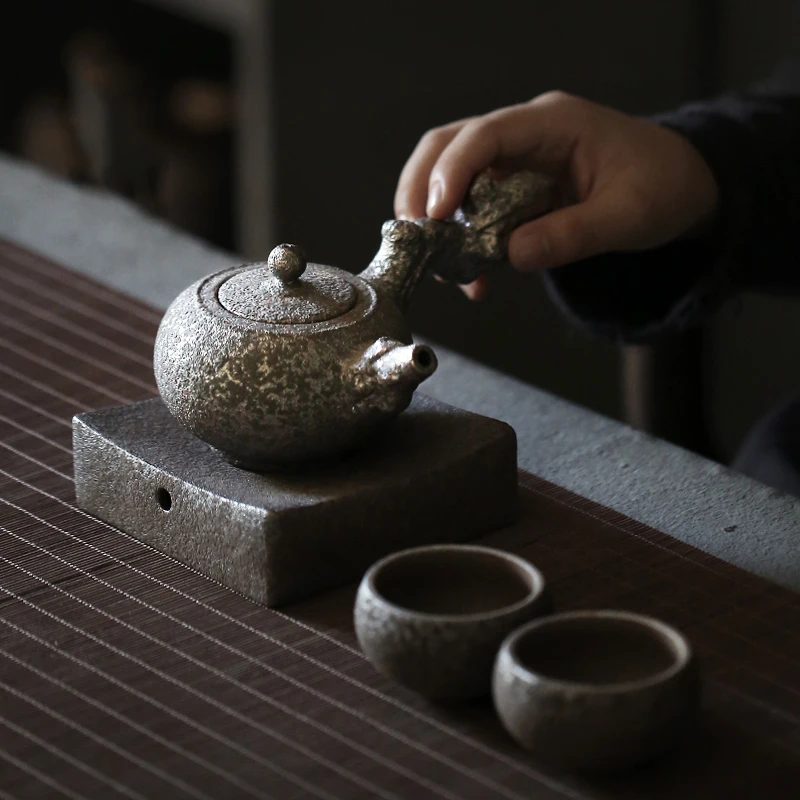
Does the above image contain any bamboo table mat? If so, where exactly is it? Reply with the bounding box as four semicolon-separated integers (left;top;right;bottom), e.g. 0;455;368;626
1;237;800;799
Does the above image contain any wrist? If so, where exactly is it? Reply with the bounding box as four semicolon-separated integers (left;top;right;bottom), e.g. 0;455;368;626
661;124;721;247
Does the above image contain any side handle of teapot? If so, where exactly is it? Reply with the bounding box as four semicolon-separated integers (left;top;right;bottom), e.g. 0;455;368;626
425;169;556;285
360;169;555;311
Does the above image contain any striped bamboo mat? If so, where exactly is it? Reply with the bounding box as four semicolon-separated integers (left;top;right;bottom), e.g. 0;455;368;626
1;237;799;799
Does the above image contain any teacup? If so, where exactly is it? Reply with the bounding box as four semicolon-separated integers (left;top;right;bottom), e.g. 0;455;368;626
354;544;550;699
492;609;699;772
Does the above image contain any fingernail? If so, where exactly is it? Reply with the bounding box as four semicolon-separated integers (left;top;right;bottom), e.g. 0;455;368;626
426;181;444;217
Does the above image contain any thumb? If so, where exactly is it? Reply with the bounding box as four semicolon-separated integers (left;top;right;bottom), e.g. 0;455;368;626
508;194;639;271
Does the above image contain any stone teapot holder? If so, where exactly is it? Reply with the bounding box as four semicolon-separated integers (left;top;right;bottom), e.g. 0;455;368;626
72;169;554;607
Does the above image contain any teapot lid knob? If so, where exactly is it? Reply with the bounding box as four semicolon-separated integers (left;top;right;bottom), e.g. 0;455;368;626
267;244;306;284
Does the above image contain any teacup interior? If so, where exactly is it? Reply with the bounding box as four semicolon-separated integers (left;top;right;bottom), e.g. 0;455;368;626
514;616;680;685
374;549;535;615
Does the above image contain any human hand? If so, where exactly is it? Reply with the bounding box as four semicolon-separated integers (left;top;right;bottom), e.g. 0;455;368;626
394;91;719;300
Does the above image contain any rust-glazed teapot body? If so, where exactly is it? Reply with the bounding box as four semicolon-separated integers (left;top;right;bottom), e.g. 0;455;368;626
154;244;436;468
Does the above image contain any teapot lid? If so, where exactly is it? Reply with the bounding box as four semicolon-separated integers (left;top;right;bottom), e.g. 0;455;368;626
217;244;358;324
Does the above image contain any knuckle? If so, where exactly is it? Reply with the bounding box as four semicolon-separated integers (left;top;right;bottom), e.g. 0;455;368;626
532;90;590;120
420;126;448;147
462;114;498;143
535;89;573;105
420;119;467;148
461;116;485;134
484;102;522;120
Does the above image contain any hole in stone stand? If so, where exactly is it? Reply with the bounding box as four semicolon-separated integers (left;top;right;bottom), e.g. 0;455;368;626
156;488;172;512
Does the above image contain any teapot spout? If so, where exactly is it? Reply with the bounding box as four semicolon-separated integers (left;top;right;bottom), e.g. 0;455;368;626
351;338;438;415
372;341;437;389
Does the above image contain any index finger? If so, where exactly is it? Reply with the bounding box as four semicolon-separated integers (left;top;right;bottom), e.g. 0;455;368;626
427;96;580;219
394;119;469;220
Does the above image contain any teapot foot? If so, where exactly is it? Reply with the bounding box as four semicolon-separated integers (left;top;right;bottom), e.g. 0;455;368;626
216;447;362;476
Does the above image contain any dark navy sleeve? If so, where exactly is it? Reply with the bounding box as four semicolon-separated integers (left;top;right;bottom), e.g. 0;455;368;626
542;60;800;345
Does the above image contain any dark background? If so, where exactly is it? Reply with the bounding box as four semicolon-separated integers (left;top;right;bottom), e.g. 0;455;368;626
2;0;797;463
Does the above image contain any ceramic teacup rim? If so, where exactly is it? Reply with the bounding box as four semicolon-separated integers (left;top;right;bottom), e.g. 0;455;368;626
363;543;547;623
498;609;693;694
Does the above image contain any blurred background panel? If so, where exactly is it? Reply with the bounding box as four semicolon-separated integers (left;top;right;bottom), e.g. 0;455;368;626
0;0;795;463
707;0;800;462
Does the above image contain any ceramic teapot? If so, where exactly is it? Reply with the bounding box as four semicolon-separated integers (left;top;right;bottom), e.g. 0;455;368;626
153;169;554;469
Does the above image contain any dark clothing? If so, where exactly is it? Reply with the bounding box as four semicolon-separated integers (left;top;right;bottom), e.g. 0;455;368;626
541;59;800;491
734;396;800;497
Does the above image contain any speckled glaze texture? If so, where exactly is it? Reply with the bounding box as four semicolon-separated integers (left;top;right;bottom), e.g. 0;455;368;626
154;169;553;467
492;611;700;773
217;263;357;324
354;545;551;700
153;255;435;467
